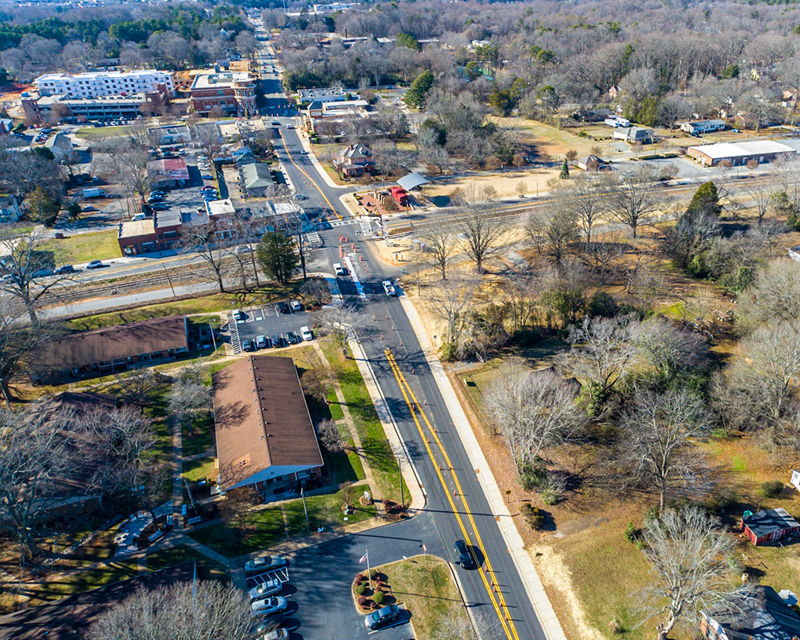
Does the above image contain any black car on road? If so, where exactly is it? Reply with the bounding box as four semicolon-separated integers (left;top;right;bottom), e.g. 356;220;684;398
454;539;474;569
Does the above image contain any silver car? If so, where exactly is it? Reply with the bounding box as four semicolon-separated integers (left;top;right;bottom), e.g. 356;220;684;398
251;596;287;617
248;578;282;600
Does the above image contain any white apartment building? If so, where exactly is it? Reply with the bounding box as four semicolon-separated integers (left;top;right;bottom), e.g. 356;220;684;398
33;71;174;99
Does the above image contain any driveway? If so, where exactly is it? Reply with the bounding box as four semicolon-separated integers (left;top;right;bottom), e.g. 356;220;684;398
277;513;447;640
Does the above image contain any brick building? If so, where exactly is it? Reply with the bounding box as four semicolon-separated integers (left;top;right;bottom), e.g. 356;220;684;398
189;71;257;117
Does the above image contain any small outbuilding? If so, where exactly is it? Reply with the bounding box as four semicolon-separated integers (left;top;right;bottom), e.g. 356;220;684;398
577;155;606;171
396;172;429;192
742;508;800;546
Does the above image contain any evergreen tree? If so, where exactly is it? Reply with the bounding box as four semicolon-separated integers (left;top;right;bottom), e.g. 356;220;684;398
404;70;434;108
559;158;570;179
687;181;722;217
257;231;298;285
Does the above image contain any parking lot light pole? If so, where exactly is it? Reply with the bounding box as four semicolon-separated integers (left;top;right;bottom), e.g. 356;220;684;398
300;485;310;533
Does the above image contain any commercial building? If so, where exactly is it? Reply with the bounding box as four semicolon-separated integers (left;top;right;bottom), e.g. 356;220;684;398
0;194;21;224
189;71;257;117
680;119;726;135
22;88;171;122
687;139;799;167
118;209;183;256
148;124;191;146
147;157;190;190
33;70;174;99
32;316;189;381
297;87;346;103
212;355;324;498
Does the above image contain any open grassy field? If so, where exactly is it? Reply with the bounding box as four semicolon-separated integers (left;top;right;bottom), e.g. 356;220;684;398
66;282;301;331
39;230;120;265
75;125;132;140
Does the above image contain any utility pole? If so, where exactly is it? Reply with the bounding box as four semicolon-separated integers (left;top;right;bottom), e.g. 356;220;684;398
301;485;310;533
163;264;176;297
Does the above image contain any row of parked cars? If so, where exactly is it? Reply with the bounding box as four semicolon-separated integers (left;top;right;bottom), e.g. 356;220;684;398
245;555;291;640
242;326;312;352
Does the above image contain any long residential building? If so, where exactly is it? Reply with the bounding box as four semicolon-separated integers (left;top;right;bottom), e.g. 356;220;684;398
33;70;174;99
22;88;171;122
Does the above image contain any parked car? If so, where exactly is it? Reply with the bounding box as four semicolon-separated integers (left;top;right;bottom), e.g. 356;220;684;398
300;326;313;341
248;578;282;600
285;331;299;344
150;190;165;197
147;195;163;203
235;245;254;254
333;263;346;276
202;174;214;180
262;629;289;640
256;335;269;349
250;596;287;617
233;309;244;321
275;301;290;314
364;605;400;629
200;186;216;192
250;616;285;638
245;555;287;575
54;264;74;274
454;539;474;569
382;280;396;296
289;300;302;312
285;124;294;129
81;205;96;212
85;260;103;269
132;213;147;221
152;203;170;211
271;334;284;348
293;193;309;201
242;339;254;352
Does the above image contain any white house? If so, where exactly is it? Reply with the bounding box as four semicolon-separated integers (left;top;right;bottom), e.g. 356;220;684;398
0;194;21;224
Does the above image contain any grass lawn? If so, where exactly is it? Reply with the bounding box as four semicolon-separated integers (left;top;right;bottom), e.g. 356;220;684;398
321;339;406;504
75;125;132;140
369;556;474;640
146;545;228;580
188;485;377;558
183;411;214;458
39;230;120;265
66;282;300;331
26;560;140;606
183;457;216;482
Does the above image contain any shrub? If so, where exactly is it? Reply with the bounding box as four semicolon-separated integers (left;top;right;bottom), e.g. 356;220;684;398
761;480;784;499
643;505;659;527
518;458;548;492
354;573;364;585
357;595;367;606
539;486;562;506
369;601;379;610
624;521;636;543
520;503;544;529
373;590;385;605
355;583;366;595
588;291;619;318
369;569;378;579
608;618;623;634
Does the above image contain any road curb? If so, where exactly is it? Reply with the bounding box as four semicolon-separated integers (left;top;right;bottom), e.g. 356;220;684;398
348;334;427;512
397;295;568;640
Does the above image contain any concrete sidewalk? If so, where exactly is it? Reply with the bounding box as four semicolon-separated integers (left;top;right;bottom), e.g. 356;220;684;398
398;295;568;640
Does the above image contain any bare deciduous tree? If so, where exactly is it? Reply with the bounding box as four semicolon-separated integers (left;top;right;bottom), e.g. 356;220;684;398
641;506;741;640
608;166;661;239
179;223;231;294
316;304;369;357
566;174;610;248
456;185;505;273
420;227;455;280
0;227;76;326
566;314;639;397
634;317;706;382
115;369;160;406
317;419;351;453
738;259;800;327
620;390;711;512
86;580;254;640
725;321;800;427
426;276;478;347
485;360;582;475
500;272;539;334
526;203;579;266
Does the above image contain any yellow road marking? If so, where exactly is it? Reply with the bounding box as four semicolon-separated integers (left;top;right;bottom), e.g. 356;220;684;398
385;349;518;640
278;129;342;220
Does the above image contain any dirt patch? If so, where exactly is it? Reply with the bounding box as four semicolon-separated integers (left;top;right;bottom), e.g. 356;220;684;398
529;543;606;640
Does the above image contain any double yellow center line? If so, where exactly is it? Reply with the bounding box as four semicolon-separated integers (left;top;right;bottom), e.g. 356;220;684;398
385;348;519;640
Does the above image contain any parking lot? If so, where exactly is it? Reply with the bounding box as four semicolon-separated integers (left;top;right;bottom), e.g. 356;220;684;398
228;304;316;354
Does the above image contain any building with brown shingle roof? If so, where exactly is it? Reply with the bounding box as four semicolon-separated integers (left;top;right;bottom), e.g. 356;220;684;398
212;355;323;499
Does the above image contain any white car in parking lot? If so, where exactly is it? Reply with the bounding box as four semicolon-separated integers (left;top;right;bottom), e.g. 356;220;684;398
251;596;287;617
248;578;282;600
300;326;313;341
